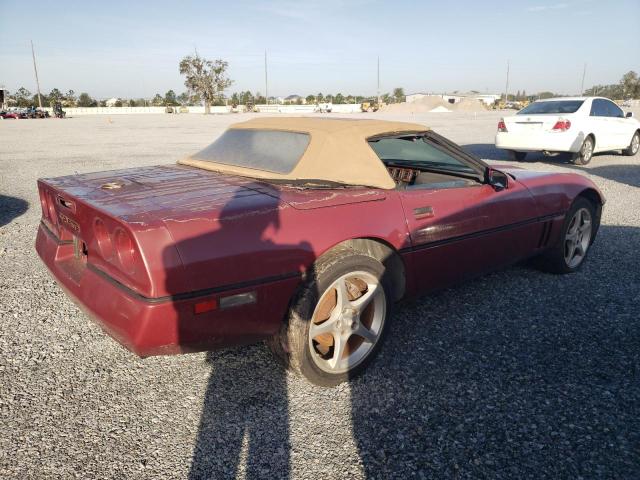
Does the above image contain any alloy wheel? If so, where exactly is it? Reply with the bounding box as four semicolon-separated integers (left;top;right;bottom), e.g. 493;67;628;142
308;271;386;374
564;207;592;268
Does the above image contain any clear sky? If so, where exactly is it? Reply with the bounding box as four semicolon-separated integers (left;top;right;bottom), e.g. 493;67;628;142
1;0;638;99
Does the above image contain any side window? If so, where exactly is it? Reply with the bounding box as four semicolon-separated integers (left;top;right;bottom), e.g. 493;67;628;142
590;99;607;117
605;100;624;118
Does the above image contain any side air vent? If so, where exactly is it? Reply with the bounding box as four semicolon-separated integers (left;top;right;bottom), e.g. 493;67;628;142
537;221;553;248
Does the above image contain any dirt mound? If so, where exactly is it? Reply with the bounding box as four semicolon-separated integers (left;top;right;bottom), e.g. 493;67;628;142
449;97;487;112
380;95;451;113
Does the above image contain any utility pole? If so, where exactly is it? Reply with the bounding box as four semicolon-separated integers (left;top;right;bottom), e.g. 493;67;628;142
31;40;43;108
504;59;510;104
580;63;587;95
264;50;268;105
377;56;380;106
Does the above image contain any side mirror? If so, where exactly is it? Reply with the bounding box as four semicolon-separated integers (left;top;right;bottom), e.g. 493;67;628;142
626;111;634;118
487;168;509;191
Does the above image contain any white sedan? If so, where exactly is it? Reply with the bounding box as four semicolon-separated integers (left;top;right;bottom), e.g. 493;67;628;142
495;97;640;165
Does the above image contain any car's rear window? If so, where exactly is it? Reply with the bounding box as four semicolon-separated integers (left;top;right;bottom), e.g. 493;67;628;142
192;129;310;174
517;100;584;115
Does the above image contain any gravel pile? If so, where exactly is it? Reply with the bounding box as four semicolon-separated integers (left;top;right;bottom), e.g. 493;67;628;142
1;113;638;479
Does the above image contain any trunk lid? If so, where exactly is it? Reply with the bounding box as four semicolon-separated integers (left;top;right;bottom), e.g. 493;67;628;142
503;113;573;133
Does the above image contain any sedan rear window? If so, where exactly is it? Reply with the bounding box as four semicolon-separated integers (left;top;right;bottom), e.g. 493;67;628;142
517;100;584;115
192;129;310;174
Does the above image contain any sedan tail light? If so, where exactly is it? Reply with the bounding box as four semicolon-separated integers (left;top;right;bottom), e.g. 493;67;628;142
497;120;507;132
552;119;571;132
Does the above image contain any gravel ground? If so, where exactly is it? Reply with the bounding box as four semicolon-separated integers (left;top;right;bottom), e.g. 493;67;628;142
1;112;639;479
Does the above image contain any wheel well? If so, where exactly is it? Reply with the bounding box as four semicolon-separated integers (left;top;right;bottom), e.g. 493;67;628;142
586;133;596;148
324;238;406;302
577;188;603;234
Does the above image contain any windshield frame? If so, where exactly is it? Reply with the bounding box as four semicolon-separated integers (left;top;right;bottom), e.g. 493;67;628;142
367;131;487;184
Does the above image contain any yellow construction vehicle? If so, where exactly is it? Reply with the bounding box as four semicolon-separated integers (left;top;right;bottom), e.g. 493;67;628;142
361;99;379;112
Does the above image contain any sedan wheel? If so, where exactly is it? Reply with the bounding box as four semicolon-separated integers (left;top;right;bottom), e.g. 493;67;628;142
572;136;594;165
308;271;386;374
564;207;592;269
623;131;640;156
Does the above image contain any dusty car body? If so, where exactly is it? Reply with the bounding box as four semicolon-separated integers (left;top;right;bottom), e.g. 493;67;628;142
36;117;605;385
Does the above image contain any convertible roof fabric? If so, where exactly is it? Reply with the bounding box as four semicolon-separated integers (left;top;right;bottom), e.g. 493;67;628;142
179;117;429;189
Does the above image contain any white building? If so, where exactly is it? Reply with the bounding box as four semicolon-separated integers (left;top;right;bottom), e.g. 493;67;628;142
407;92;501;106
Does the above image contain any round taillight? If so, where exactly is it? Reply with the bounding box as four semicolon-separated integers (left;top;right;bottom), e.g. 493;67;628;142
94;218;113;259
114;228;137;273
47;192;57;224
39;190;49;220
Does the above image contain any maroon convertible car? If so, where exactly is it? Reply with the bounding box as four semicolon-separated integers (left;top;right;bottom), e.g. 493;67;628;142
36;118;604;386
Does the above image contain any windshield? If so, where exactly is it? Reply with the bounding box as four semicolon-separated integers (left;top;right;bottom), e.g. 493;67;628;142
518;100;584;115
368;135;477;174
192;129;310;174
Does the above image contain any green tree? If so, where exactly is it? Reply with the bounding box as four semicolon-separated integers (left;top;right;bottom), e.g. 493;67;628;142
255;92;266;104
240;91;254;105
15;87;32;107
306;94;316;104
77;92;94;107
128;99;136;107
178;92;191;106
151;94;164;106
316;92;324;103
621;71;639;98
164;89;177;106
393;87;405;103
381;93;391;104
334;93;345;104
65;90;76;107
179;53;233;114
48;88;63;106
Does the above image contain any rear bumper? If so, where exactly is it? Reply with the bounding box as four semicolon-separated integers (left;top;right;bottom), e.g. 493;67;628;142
495;131;584;153
36;222;299;356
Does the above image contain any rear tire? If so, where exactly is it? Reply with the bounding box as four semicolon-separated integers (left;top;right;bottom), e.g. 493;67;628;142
508;150;527;161
623;131;639;156
533;197;596;274
267;247;392;387
572;136;594;165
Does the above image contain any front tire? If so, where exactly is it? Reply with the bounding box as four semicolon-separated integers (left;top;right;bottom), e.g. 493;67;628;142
623;131;639;156
268;248;392;387
572;136;594;165
533;197;596;274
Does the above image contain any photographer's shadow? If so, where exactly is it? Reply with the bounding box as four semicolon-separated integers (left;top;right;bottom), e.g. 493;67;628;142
162;182;312;479
189;346;289;479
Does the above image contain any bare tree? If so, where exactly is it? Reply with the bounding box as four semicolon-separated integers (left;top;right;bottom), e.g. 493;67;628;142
179;53;233;114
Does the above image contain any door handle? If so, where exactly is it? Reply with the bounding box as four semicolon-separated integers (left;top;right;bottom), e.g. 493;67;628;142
413;206;434;219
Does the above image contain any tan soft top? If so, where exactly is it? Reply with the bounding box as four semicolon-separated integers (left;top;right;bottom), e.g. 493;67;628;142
178;117;429;189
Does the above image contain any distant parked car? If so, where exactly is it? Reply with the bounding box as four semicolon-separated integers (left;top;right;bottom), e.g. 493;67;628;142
1;110;20;119
495;97;640;165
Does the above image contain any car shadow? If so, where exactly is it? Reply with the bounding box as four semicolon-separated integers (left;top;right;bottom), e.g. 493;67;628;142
462;143;640;187
565;164;640;188
350;224;640;478
462;143;616;165
0;194;29;227
162;181;313;479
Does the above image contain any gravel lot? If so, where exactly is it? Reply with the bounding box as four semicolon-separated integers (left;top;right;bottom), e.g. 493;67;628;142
1;111;639;479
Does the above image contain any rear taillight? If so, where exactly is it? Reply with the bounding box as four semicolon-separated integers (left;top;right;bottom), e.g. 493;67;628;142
552;119;571;132
497;120;507;132
93;218;113;260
